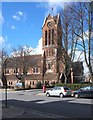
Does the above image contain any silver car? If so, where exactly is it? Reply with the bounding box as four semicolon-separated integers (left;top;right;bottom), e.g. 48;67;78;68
46;86;72;98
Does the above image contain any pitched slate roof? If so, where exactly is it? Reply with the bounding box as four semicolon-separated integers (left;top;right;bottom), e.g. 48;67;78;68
6;74;42;80
5;54;42;68
6;75;19;80
26;74;42;80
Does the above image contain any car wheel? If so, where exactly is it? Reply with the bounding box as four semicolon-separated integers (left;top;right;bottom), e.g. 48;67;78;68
75;93;79;98
60;93;64;98
46;93;50;97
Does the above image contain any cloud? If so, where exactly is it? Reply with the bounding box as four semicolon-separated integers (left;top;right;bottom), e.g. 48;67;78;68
0;36;11;51
33;38;42;54
12;11;24;21
17;11;24;16
39;1;71;17
13;15;21;21
11;25;16;30
12;38;42;56
0;36;5;46
27;38;42;55
0;11;4;25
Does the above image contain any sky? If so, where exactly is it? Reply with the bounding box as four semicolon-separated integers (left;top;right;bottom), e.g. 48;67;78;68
1;2;48;53
0;1;92;75
1;1;66;54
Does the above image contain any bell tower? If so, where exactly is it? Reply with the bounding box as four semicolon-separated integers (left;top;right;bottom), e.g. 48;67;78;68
42;13;63;75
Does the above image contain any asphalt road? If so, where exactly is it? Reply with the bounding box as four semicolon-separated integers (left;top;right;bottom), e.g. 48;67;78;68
1;89;93;119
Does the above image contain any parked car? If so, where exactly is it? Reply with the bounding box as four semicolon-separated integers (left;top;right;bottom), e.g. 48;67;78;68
46;86;72;98
80;81;92;84
74;86;93;98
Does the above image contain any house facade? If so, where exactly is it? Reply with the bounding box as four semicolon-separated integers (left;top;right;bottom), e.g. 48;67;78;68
3;14;84;88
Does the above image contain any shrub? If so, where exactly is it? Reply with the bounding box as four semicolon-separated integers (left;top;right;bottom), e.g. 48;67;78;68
36;81;42;88
55;83;93;91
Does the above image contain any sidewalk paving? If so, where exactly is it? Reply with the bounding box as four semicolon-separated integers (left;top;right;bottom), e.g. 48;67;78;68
0;89;44;119
1;105;69;119
0;88;66;119
2;105;25;118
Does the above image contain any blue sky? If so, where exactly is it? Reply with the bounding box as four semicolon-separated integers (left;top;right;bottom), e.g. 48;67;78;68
2;2;48;51
1;1;64;54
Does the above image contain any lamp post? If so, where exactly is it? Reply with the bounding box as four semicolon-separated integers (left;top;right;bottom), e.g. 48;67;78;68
1;50;8;108
4;59;8;108
5;77;7;107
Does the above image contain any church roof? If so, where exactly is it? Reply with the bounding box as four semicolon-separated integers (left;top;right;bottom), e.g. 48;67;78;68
5;54;42;68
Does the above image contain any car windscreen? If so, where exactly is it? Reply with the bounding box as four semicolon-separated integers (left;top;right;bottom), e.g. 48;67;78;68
64;87;69;90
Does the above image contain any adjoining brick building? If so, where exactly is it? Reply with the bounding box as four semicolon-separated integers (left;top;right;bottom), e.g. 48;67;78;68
3;14;84;88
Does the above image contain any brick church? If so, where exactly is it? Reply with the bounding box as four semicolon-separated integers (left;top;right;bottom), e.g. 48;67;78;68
3;14;84;88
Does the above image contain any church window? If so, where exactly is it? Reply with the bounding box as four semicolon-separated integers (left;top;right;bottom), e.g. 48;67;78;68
9;82;10;85
33;81;34;85
45;30;47;46
48;63;51;69
49;30;51;45
36;68;38;73
52;29;54;45
14;69;16;73
33;68;35;73
33;68;38;73
11;82;12;85
15;68;18;73
5;69;9;74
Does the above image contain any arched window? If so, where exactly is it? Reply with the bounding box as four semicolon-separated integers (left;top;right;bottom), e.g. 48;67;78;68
49;30;51;45
5;69;9;74
33;68;35;73
52;29;54;45
9;82;10;85
33;81;34;85
48;63;51;69
45;30;47;46
11;82;12;85
36;68;38;73
14;69;16;73
33;68;38;73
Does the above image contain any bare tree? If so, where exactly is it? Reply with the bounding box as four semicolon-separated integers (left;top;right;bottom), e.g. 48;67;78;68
0;49;8;86
11;46;33;89
60;3;83;83
59;2;93;83
0;48;8;107
68;2;93;82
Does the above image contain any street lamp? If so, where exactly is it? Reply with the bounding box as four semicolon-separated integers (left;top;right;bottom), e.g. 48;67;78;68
5;77;7;108
4;59;8;108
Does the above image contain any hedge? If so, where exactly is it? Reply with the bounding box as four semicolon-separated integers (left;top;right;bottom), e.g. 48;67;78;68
55;83;93;91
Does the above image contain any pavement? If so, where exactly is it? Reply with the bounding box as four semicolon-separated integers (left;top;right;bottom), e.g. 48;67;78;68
0;88;48;119
0;88;74;119
1;105;70;119
2;105;25;118
0;89;86;120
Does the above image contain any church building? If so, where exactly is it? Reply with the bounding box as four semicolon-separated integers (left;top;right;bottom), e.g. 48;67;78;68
3;14;83;88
